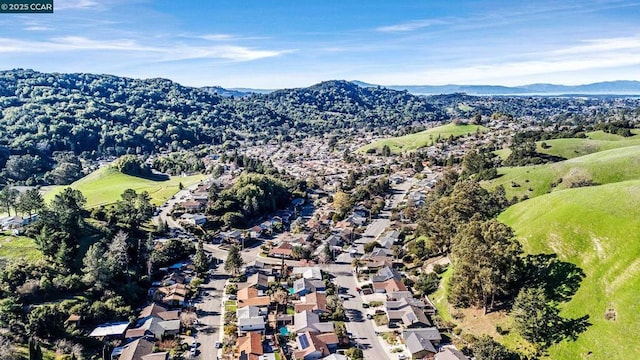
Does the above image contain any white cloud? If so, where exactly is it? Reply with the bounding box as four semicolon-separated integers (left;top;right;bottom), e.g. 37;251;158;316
552;36;640;55
199;34;236;41
0;36;292;62
55;0;100;10
376;19;446;33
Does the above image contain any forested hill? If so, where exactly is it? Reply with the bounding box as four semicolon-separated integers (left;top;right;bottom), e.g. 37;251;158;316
0;69;448;183
256;80;445;130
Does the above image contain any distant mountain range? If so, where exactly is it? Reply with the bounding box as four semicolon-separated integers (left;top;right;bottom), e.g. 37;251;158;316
208;80;640;96
352;80;640;96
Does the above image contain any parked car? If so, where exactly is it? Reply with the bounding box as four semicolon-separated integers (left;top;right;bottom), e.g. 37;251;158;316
366;314;373;320
214;341;222;349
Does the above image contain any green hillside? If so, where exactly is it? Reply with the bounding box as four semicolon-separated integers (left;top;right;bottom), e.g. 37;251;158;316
45;167;207;208
499;180;640;359
358;123;486;153
536;130;640;159
486;145;640;199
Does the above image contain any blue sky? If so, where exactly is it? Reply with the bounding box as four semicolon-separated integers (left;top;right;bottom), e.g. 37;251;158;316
1;0;639;88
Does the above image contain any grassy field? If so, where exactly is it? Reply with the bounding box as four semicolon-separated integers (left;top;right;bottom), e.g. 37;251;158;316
485;145;640;199
0;232;43;261
45;167;208;208
358;123;486;153
499;180;640;359
536;130;640;159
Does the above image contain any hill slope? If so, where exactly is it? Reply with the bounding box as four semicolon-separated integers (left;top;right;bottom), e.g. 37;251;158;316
486;145;640;199
536;130;640;159
499;180;640;359
358;123;486;153
44;167;206;208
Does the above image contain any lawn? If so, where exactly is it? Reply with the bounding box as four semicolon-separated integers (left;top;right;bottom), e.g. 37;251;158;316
485;145;640;199
499;180;640;359
0;233;43;262
536;130;640;159
44;166;208;208
224;300;238;313
358;123;487;154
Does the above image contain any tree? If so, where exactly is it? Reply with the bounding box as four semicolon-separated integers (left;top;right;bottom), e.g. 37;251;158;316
0;297;22;328
17;188;44;218
110;189;154;232
473;335;520;360
344;347;363;360
107;231;130;277
418;180;503;253
224;245;244;276
511;287;562;346
332;191;352;217
28;337;43;360
0;186;19;216
82;242;112;291
381;144;391;157
449;220;522;312
193;239;209;275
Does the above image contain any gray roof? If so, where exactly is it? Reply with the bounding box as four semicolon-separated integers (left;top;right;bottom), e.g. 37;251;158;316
434;347;469;360
405;332;437;355
237;306;261;319
294;310;333;333
402;328;442;342
238;317;266;327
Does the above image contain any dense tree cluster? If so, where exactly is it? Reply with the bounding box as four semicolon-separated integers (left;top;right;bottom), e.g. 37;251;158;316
208;173;290;226
448;220;522;312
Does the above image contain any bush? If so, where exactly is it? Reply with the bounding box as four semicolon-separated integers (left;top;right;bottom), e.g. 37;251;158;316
453;327;462;335
433;263;448;274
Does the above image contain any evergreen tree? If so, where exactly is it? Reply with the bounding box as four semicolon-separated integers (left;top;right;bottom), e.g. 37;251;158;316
193;239;210;275
224;245;244;276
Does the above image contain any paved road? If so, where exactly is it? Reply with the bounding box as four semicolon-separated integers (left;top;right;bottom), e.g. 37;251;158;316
322;263;391;360
194;265;228;360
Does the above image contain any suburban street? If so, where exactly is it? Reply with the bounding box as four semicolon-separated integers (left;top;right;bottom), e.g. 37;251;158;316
193;265;228;360
322;262;391;360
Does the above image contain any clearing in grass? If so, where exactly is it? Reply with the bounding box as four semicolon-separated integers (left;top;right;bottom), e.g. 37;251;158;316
358;123;486;154
485;145;640;200
44;166;207;208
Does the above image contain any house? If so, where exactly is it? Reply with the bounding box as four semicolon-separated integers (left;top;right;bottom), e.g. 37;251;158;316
434;346;469;360
246;260;271;275
237;306;266;335
237;287;272;308
250;225;263;238
294;311;334;334
294;292;328;314
222;230;243;242
293;278;325;296
293;331;339;360
246;273;270;291
89;322;129;339
154;283;188;306
405;332;437;359
371;266;402;283
180;213;207;226
386;299;431;328
111;338;165;360
291;267;323;280
387;292;427;309
237;331;264;360
125;317;180;340
373;278;407;294
181;200;205;212
269;242;294;259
